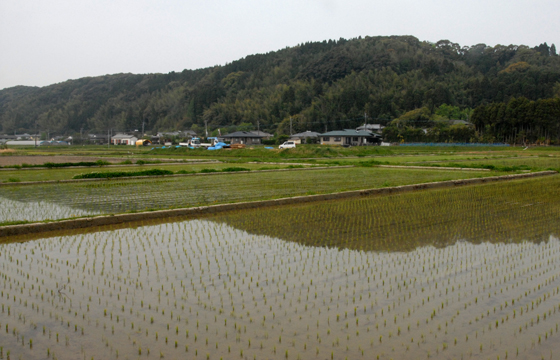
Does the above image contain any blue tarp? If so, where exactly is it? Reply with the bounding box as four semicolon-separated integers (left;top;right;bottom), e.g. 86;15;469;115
208;142;228;150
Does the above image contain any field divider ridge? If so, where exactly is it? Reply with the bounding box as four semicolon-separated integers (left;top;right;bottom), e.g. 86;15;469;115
376;165;491;171
0;170;555;238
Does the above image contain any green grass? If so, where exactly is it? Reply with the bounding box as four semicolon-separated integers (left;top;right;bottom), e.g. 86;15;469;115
0;167;499;222
431;156;560;172
311;153;560;172
313;154;512;165
0;163;310;182
8;143;560;166
13;143;555;157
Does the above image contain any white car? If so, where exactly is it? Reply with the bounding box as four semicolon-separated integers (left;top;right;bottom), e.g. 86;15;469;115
279;141;296;149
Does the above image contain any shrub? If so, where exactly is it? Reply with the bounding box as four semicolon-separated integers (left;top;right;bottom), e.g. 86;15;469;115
221;167;250;172
73;169;173;179
276;135;290;145
42;161;110;168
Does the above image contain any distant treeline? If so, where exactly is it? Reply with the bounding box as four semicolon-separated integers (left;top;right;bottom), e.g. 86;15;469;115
471;97;560;144
0;36;559;139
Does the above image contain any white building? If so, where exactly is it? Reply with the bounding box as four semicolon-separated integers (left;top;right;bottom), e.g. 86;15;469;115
111;133;138;145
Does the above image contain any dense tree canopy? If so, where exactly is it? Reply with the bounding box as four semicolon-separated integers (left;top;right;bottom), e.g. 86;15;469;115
471;97;560;144
1;36;559;139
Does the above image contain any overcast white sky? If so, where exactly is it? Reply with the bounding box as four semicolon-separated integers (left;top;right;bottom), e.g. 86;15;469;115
1;0;558;90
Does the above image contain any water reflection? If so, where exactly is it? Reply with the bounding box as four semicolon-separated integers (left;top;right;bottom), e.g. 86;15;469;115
213;176;560;251
1;219;559;360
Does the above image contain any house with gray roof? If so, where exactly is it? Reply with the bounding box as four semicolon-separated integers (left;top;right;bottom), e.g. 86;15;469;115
250;130;273;140
356;124;385;133
221;131;266;145
319;129;382;146
290;131;321;144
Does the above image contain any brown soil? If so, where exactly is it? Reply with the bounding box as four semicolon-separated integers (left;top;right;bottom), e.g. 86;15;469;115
0;156;122;166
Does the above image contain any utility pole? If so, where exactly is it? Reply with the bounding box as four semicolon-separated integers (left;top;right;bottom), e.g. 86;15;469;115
257;120;260;133
142;119;145;137
290;117;292;135
34;122;38;148
204;120;208;138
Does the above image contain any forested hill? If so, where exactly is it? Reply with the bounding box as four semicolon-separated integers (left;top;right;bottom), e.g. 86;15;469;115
1;36;559;136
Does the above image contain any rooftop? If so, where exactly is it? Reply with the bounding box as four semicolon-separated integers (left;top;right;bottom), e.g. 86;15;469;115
291;131;321;138
319;129;378;137
111;133;137;139
222;131;266;138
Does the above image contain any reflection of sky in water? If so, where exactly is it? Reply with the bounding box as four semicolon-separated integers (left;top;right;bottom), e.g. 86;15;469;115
0;196;99;222
1;219;559;360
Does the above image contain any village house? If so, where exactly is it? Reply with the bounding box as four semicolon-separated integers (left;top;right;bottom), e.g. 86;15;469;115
319;129;382;146
356;124;385;133
250;130;273;140
221;131;266;145
289;130;321;144
111;133;138;145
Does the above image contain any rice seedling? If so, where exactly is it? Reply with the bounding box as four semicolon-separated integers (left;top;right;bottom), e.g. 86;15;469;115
0;198;99;223
0;176;559;359
0;167;497;222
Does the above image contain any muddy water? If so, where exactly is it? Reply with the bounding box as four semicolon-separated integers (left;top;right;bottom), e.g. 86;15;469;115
0;197;100;223
1;219;560;360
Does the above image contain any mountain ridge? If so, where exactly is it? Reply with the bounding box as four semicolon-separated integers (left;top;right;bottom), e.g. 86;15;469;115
1;36;559;136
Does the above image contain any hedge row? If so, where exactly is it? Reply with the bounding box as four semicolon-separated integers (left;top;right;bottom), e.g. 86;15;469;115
73;169;173;179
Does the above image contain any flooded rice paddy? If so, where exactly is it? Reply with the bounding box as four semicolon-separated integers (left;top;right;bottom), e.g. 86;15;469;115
1;176;560;359
0;167;494;223
0;198;99;224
